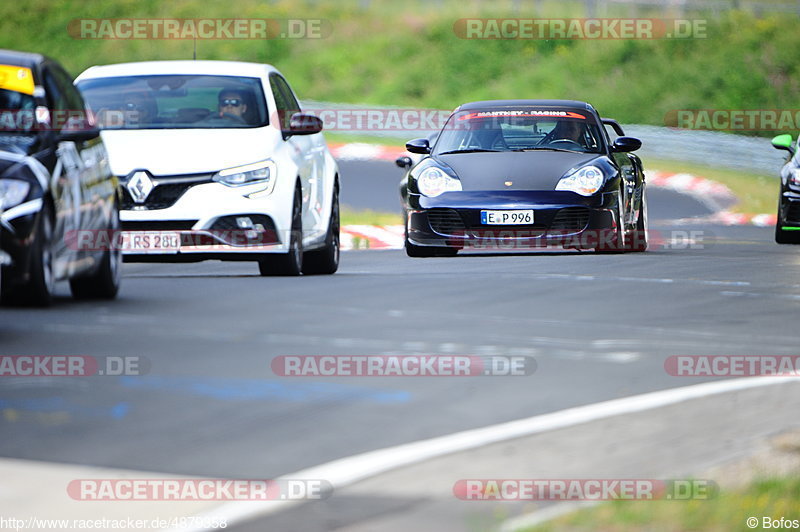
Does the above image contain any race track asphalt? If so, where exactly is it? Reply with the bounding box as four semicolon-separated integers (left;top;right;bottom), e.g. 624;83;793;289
0;160;796;530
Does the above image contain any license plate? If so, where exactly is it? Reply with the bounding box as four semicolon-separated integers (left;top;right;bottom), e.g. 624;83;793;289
480;210;534;225
121;231;180;254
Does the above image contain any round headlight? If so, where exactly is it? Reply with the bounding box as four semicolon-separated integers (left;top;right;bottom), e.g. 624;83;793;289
555;165;605;196
417;166;462;197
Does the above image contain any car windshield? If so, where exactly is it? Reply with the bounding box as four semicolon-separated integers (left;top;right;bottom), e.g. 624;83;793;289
0;64;37;134
434;108;604;155
76;74;269;129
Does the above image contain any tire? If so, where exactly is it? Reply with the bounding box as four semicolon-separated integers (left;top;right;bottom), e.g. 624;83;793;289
2;206;55;306
595;188;627;253
302;185;339;275
70;207;122;299
258;185;303;276
628;186;649;252
775;199;800;244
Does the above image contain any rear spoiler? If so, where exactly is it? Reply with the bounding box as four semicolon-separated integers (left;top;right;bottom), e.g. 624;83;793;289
602;118;625;137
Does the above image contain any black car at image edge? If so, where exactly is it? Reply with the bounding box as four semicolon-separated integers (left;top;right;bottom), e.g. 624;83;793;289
0;49;120;305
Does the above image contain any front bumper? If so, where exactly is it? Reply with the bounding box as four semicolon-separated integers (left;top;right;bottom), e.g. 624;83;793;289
407;190;618;250
779;190;800;228
0;199;43;285
119;178;293;261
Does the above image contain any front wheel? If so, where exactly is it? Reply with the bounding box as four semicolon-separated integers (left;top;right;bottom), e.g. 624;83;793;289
259;186;303;276
628;186;649;252
2;206;55;306
302;186;339;275
70;208;122;299
595;189;627;253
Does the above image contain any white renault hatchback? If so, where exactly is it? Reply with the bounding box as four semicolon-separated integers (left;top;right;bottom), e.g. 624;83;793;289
75;60;339;275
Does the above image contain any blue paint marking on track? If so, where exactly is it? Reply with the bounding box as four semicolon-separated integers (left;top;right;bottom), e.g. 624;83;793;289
0;397;130;419
118;376;410;403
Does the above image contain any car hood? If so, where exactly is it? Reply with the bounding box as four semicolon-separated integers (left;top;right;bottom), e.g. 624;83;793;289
435;151;602;190
100;127;280;176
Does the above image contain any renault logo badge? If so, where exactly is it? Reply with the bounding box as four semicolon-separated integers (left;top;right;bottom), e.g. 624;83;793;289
127;171;154;203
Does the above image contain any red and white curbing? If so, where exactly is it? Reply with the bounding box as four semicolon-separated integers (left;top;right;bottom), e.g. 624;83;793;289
329;142;408;162
332;143;776;250
648;171;736;203
341;224;405;250
648;170;776;227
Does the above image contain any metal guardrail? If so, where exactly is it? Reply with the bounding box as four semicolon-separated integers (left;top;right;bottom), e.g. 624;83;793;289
624;124;786;175
303;100;788;175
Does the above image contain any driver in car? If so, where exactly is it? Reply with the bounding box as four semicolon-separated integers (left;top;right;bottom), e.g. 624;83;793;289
218;89;248;122
551;120;586;146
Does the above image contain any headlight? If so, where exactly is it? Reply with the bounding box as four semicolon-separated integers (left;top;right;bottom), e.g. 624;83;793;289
213;160;276;195
417;166;462;197
789;168;800;188
555;165;604;196
0;179;30;210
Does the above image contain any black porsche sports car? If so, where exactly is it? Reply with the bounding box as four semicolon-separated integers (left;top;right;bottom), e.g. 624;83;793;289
0;50;120;305
399;99;648;256
771;133;800;244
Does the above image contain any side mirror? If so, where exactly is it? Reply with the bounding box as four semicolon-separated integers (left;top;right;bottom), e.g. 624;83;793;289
395;156;413;169
58;127;101;142
286;113;323;135
405;138;430;154
611;136;642;153
772;134;795;154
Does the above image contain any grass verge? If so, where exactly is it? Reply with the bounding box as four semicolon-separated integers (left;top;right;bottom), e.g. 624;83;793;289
324;132;408;146
341;207;402;226
523;475;800;532
647;157;778;215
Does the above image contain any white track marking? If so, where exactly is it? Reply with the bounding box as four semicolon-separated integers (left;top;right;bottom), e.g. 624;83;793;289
169;376;800;532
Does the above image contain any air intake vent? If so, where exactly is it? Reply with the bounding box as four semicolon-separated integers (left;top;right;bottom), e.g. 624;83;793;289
428;209;466;235
550;208;590;234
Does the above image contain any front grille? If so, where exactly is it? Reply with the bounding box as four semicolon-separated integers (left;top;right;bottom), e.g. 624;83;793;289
119;173;213;210
428;209;466;235
121;220;197;231
549;207;590;234
786;202;800;223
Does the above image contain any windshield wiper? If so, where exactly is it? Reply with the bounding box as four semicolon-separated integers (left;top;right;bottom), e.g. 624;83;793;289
437;148;502;155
